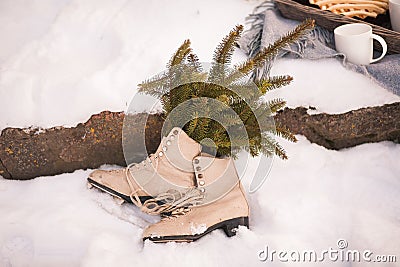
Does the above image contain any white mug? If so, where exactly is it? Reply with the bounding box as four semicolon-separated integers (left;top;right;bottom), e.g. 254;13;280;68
390;0;400;32
334;23;387;65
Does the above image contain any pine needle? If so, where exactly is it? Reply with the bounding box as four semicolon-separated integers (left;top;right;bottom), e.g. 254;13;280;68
275;124;298;143
167;39;192;69
258;75;293;94
267;98;287;113
235;19;315;76
213;25;243;65
187;53;202;72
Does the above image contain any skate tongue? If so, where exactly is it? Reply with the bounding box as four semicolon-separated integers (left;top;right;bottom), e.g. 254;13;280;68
163;127;201;172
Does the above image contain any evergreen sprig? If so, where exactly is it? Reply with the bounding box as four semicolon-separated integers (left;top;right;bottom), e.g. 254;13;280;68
213;25;243;65
168;39;192;68
258;75;293;93
138;20;315;159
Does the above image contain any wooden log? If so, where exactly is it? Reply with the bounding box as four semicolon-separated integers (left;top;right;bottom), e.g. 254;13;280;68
275;102;400;149
1;102;399;180
0;112;164;180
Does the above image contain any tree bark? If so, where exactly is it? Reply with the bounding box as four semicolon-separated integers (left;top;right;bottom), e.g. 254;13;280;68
274;102;400;149
1;102;399;180
0;112;164;180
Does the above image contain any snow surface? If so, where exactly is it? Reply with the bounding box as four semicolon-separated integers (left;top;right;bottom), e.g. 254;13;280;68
1;139;399;266
190;223;208;235
0;0;263;131
1;0;399;131
268;59;400;114
1;0;400;266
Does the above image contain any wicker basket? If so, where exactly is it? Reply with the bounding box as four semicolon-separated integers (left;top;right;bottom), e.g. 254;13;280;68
275;0;400;54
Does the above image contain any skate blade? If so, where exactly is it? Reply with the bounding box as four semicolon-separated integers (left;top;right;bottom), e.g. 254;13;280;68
88;181;125;203
144;217;249;243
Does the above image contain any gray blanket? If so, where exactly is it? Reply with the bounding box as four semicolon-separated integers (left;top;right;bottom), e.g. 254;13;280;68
239;1;400;95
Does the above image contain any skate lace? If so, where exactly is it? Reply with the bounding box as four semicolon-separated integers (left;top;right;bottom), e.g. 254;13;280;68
140;188;204;216
124;155;204;216
123;153;156;208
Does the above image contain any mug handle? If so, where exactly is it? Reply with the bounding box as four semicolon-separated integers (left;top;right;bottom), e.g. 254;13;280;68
370;34;387;63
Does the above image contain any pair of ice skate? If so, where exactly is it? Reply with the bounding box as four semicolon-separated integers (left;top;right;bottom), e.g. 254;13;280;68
87;127;249;242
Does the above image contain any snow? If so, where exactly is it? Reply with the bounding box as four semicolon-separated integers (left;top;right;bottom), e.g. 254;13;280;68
0;0;263;131
1;0;399;266
1;139;399;266
190;223;208;235
1;0;399;132
268;59;400;114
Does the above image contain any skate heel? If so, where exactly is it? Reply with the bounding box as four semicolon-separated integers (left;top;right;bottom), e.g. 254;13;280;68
222;217;249;237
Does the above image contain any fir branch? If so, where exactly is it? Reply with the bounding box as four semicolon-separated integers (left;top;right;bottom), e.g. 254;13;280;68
259;134;276;158
167;39;192;69
187;53;202;72
267;98;286;113
275;124;298;143
213;25;243;65
234;19;315;77
138;21;309;159
260;134;287;159
208;25;243;83
258;75;293;94
274;142;288;160
138;72;170;97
